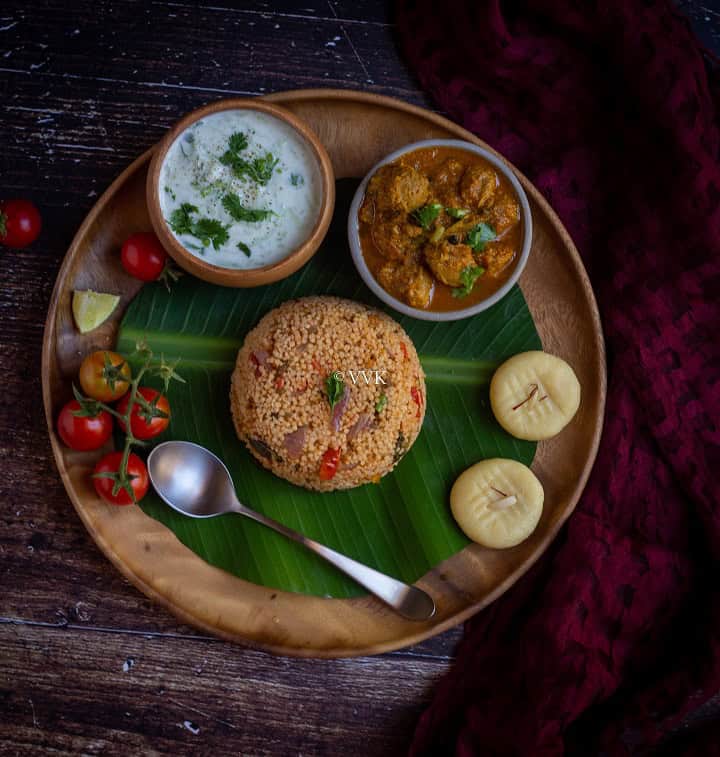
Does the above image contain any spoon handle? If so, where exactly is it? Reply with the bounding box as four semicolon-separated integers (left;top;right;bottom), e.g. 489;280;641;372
233;503;435;621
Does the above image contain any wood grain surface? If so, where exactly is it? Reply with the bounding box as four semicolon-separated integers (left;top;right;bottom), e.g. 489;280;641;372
2;1;718;753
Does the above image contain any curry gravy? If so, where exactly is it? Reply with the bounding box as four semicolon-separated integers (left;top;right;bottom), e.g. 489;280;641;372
358;146;522;312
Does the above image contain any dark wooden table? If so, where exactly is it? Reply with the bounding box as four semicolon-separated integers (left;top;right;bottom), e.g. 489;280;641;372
1;2;718;754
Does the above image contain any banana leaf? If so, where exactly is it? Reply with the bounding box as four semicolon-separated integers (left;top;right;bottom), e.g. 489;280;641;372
117;180;541;598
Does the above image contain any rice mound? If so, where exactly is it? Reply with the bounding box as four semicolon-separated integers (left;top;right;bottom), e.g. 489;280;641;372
230;296;426;491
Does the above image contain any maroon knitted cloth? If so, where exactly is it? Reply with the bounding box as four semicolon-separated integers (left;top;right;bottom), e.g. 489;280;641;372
396;1;720;754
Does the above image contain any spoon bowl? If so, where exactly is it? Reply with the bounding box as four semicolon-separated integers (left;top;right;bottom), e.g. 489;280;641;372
147;441;436;622
149;440;237;518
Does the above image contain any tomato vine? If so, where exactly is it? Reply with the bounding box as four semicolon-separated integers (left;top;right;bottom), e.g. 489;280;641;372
73;340;185;502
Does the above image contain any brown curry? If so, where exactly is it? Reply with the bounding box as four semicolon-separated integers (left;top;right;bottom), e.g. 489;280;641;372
358;147;522;311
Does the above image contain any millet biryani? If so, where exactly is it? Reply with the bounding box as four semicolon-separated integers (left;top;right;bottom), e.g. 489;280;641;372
230;296;426;491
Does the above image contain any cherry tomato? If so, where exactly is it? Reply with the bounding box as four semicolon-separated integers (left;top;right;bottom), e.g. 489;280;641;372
319;447;341;481
121;232;168;281
117;387;171;440
93;451;149;505
79;350;132;402
0;199;42;248
57;400;113;451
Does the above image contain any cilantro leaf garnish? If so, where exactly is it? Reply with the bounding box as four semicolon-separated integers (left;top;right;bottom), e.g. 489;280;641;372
219;150;243;172
451;265;485;298
222;193;274;222
192;218;230;250
248;152;280;184
168;203;199;235
219;131;278;185
219;132;249;170
410;203;443;230
168;203;228;250
466;222;496;251
445;207;470;219
237;241;251;257
290;173;304;186
325;372;345;411
220;150;279;185
228;131;249;153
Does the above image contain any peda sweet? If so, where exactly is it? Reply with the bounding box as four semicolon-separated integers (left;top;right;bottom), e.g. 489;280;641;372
450;458;544;549
489;351;580;441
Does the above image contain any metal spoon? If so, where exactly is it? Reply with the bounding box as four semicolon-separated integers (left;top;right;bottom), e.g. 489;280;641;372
147;441;436;621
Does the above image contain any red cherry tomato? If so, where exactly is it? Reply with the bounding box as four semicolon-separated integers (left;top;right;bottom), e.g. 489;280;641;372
93;451;149;505
0;199;42;248
319;447;341;481
117;387;171;440
120;232;168;281
57;400;113;451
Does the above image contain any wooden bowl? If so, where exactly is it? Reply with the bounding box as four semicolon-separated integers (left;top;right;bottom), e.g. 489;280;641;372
146;99;335;287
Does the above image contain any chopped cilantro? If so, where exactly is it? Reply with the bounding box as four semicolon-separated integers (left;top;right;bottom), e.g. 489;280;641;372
222;193;274;222
445;207;470;219
466;222;496;251
375;393;388;414
290;173;304;186
192;218;230;250
451;265;486;298
220;149;279;185
219;132;249;171
167;203;229;250
228;131;249;153
410;203;442;230
164;185;177;201
325;372;345;411
168;203;199;235
237;241;251;257
249;152;280;184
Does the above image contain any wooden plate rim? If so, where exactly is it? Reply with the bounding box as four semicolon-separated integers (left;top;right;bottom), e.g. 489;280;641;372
42;88;606;658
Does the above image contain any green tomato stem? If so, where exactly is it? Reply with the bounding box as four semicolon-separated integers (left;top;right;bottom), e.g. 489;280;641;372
80;344;183;504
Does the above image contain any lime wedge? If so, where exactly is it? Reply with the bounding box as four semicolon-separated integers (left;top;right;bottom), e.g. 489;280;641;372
72;290;120;334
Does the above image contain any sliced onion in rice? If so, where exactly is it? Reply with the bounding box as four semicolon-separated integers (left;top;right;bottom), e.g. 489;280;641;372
348;413;373;441
251;349;269;366
283;426;307;458
331;386;350;431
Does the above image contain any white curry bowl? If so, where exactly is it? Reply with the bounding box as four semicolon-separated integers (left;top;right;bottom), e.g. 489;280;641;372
347;139;533;322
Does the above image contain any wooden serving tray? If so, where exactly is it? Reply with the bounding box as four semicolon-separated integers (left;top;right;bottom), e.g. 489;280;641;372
42;90;606;658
